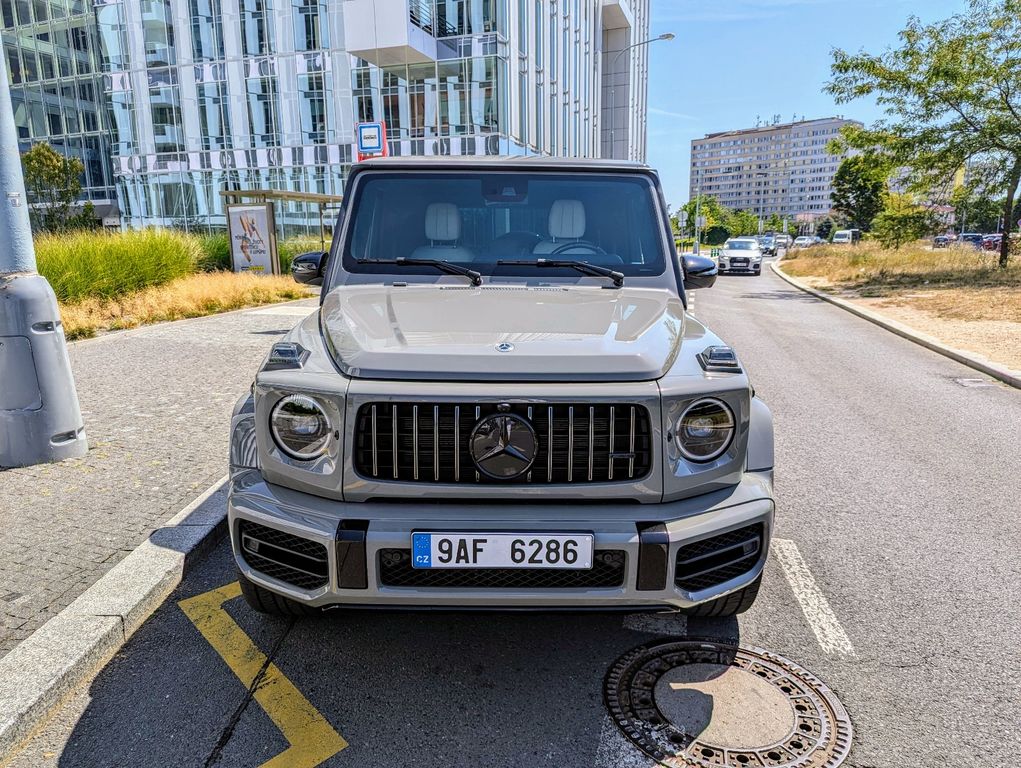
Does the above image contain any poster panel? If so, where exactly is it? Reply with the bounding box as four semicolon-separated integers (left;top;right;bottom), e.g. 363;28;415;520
228;204;278;275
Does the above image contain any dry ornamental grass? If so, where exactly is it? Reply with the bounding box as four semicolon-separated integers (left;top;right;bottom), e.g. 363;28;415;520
61;272;311;340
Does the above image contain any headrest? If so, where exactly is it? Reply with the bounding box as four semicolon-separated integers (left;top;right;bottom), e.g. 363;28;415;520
548;199;586;239
424;203;461;241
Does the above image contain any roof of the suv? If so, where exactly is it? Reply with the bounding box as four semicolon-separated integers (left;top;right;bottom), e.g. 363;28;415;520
353;155;653;173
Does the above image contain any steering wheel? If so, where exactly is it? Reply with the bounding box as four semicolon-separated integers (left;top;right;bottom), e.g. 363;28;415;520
550;241;607;256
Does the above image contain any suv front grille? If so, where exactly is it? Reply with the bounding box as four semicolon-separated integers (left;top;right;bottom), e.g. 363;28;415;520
239;520;329;590
354;402;652;484
378;549;627;588
674;524;762;592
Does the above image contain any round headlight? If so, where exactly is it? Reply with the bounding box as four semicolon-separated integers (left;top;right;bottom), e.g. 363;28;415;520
270;395;332;460
676;398;735;462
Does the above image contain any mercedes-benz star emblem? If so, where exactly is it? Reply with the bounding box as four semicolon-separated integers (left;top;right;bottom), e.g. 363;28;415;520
496;342;514;352
469;413;537;480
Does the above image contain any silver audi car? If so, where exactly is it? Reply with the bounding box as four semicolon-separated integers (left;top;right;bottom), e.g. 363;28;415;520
228;157;775;618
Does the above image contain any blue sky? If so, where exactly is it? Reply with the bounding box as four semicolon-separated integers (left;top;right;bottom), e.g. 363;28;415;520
645;0;966;208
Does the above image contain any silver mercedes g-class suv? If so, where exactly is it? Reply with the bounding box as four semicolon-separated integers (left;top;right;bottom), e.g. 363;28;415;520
228;157;774;618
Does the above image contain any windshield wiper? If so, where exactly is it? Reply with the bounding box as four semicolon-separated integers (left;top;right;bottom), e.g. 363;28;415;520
496;258;624;287
357;257;482;286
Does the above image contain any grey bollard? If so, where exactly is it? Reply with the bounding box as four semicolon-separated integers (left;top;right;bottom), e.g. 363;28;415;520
0;273;88;467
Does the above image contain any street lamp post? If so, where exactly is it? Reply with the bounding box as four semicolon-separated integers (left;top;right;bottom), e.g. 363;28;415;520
608;32;674;160
0;61;87;468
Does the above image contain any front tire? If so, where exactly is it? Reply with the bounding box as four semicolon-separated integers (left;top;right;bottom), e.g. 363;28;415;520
238;569;318;617
683;574;761;617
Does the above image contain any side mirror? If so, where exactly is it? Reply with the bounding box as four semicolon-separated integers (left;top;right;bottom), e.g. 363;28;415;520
291;251;328;286
682;253;717;290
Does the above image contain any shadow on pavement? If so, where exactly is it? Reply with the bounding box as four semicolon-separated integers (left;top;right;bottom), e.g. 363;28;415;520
47;542;741;768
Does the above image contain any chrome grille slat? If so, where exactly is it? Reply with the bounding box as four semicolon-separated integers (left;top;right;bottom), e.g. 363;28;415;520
433;405;440;481
412;404;419;481
354;402;652;485
608;406;615;481
588;406;594;482
371;404;378;477
628;406;636;479
567;407;575;482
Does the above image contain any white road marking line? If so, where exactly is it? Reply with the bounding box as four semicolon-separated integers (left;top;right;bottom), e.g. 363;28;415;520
771;538;856;658
623;612;688;636
247;305;318;317
595;714;656;768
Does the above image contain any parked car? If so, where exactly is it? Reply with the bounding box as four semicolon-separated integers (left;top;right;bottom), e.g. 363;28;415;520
227;157;775;619
981;234;1002;251
960;232;983;249
831;229;861;245
719;237;764;275
933;235;951;249
792;236;815;249
757;235;777;256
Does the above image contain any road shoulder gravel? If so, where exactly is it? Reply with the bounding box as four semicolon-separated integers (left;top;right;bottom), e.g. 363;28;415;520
771;260;1021;389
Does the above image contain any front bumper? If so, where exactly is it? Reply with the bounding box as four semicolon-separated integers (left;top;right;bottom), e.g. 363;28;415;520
719;261;761;273
228;469;774;610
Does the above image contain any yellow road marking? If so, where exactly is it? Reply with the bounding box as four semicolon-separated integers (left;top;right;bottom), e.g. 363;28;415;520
179;582;348;768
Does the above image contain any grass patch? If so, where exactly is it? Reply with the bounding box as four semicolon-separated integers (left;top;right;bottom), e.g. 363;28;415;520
61;272;312;340
782;242;1020;293
279;235;331;274
196;232;231;272
37;229;199;303
782;242;1021;323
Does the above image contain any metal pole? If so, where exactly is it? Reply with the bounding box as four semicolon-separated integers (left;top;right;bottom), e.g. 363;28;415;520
693;171;702;255
0;61;87;468
606;33;674;160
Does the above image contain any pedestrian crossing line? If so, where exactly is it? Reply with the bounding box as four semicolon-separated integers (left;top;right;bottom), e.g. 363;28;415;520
179;582;348;768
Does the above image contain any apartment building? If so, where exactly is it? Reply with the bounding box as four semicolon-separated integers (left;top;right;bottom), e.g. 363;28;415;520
689;116;863;223
2;0;650;231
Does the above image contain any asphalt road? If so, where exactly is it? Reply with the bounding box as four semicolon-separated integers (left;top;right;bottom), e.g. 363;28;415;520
7;261;1020;768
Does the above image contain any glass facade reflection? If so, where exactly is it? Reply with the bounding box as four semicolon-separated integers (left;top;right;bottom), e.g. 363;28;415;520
1;0;116;211
2;0;650;231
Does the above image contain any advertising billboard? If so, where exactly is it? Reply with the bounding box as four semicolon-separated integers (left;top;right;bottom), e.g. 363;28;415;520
228;204;278;275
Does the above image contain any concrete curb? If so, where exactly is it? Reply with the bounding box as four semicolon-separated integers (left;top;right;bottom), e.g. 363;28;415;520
771;261;1021;390
0;476;229;763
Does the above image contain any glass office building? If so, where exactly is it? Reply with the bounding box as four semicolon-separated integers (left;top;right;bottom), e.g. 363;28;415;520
3;0;650;231
1;0;118;219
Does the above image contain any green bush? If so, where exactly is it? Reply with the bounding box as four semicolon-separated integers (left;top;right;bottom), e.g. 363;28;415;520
36;229;199;303
196;232;231;272
278;235;330;274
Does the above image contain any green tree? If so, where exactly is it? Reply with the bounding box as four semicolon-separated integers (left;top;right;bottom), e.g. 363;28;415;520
727;209;759;237
872;193;938;248
830;155;887;231
950;184;1002;232
680;194;730;238
815;217;836;241
21;142;94;233
827;0;1021;267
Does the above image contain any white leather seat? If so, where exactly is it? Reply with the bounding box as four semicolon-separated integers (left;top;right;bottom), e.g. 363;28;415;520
409;203;476;263
533;199;586;254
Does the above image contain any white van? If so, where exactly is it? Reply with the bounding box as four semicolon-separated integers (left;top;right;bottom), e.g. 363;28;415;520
831;230;853;244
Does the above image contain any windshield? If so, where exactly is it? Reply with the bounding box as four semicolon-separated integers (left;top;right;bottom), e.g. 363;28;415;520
726;241;757;250
337;171;668;284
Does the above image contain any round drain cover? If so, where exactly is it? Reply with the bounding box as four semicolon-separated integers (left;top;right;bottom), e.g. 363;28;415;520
604;639;852;767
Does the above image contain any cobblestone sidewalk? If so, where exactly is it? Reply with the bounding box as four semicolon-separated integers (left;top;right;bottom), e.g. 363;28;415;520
0;300;318;657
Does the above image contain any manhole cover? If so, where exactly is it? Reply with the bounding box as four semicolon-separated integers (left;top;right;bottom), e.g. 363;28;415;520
604;639;852;767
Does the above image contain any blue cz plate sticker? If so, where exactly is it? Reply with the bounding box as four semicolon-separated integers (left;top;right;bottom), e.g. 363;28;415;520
411;532;593;570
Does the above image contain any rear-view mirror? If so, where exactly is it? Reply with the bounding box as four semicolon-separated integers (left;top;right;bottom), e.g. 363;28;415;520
291;251;328;286
682;253;718;290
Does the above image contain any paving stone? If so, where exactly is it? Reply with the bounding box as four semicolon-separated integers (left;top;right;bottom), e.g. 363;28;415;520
0;300;316;658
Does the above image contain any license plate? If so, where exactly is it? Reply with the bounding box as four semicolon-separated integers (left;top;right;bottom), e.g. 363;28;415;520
411;533;594;569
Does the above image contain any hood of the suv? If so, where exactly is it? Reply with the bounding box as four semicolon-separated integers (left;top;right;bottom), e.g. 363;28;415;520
320;284;685;381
